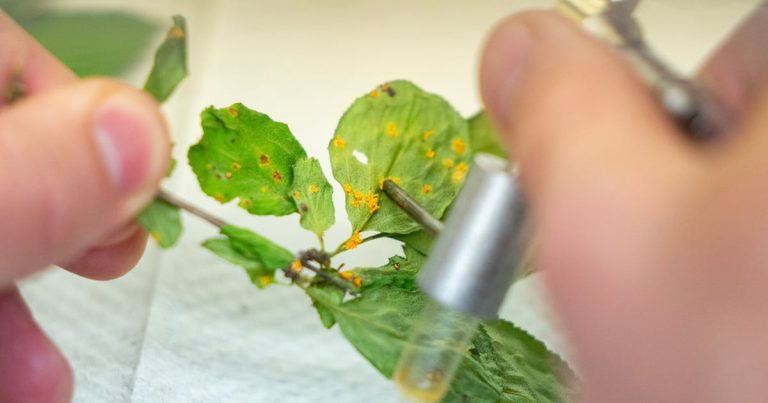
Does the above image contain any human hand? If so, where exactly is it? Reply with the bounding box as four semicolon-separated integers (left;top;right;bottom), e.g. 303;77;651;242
480;6;768;403
0;12;170;403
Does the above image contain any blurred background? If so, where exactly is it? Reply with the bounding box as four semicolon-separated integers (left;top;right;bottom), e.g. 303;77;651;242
3;0;760;401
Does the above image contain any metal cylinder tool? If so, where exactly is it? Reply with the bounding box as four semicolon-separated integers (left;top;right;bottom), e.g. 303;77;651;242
392;0;733;401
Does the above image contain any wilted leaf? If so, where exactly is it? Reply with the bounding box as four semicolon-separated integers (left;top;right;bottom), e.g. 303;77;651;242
329;81;471;235
137;199;181;248
467;111;508;160
189;103;307;216
290;158;334;237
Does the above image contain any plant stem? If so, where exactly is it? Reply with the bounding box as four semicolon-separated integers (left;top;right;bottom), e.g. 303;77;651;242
157;189;229;229
329;233;388;258
382;180;443;236
328;182;441;257
301;260;359;295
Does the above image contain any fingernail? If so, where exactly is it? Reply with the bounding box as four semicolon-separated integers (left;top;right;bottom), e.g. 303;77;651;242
480;21;533;129
93;92;167;194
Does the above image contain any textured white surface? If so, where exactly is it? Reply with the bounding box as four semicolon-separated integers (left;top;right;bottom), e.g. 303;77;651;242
17;0;758;402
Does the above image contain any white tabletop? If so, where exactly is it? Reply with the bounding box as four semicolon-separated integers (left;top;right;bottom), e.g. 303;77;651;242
19;0;758;401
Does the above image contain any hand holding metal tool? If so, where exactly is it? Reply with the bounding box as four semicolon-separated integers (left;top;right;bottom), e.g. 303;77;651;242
391;1;731;401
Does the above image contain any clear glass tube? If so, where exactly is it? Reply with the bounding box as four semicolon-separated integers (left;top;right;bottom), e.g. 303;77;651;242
394;298;480;402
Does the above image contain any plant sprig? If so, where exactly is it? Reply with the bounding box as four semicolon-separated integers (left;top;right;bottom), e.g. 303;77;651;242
134;16;575;403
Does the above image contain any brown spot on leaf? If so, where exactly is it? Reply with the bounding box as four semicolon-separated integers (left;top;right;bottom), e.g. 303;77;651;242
299;203;309;213
260;154;270;166
228;107;239;117
272;170;283;182
380;82;395;97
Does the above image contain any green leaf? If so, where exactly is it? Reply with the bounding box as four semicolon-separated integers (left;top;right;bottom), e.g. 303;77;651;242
443;323;574;402
290;158;335;237
23;11;158;78
203;225;294;289
144;15;188;102
189;103;308;216
220;225;294;270
202;237;275;288
137;16;187;248
387;230;434;256
468;111;508;160
308;281;422;377
350;247;423;293
308;249;574;402
137;199;182;248
329;81;472;235
306;282;345;328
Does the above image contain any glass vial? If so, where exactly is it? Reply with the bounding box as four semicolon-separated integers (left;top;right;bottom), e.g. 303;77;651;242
394;298;480;402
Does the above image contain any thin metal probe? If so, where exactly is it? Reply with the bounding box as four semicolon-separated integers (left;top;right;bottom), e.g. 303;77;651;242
382;179;444;236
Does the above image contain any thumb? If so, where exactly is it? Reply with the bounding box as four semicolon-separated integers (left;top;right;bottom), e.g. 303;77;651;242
0;78;169;284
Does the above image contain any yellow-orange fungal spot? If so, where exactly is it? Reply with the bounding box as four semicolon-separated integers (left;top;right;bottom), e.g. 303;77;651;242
333;137;346;149
452;166;468;183
353;276;363;288
259;154;270;166
452;172;465;183
293;191;301;199
272;170;283;182
422;130;434;141
259;276;271;286
351;191;364;208
442;159;454;168
291;259;303;272
168;26;185;39
425;148;435;159
386;122;399;137
370;89;380;98
227;107;238;117
343;231;363;250
214;194;225;202
340;271;354;281
242;199;253;208
451;139;466;155
149;231;161;242
343;183;353;194
231;162;242;170
309;184;319;194
225;172;233;179
378;176;401;190
422;184;432;194
260;186;269;193
365;192;380;213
